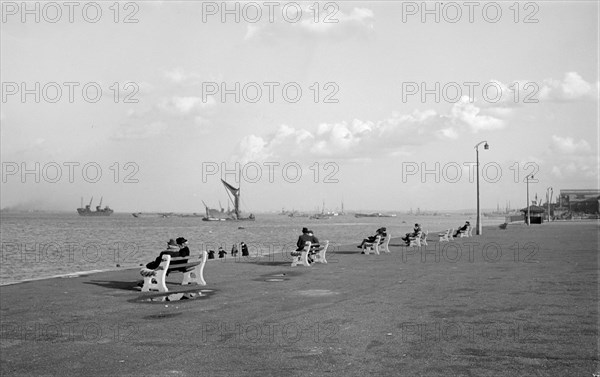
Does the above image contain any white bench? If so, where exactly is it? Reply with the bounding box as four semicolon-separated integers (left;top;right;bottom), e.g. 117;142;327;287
139;251;207;292
438;228;452;242
459;226;473;238
363;233;391;255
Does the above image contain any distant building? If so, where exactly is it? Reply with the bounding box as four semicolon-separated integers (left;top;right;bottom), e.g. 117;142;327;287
557;189;600;214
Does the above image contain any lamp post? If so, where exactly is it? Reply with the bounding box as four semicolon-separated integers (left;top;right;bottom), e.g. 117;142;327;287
525;173;534;225
475;141;489;235
546;186;553;222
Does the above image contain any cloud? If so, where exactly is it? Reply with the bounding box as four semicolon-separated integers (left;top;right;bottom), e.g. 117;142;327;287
538;72;598;102
164;68;204;85
244;6;374;41
550;135;592;155
159;96;216;114
111;121;168;140
110;95;215;140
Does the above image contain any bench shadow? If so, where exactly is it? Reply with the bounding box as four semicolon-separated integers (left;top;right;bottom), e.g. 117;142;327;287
84;279;140;291
253;261;293;266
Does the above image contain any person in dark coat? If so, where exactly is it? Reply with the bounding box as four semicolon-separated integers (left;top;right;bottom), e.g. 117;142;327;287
453;221;470;237
296;227;314;251
241;242;249;256
218;247;227;258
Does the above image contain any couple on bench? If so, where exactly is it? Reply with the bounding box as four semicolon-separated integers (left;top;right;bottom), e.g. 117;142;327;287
145;237;190;273
295;227;323;263
358;227;387;254
401;224;422;245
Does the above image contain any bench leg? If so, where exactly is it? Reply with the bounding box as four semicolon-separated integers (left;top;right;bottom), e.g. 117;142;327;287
141;276;154;292
181;251;208;286
313;241;329;264
181;267;206;286
140;267;168;292
291;250;311;267
362;244;372;255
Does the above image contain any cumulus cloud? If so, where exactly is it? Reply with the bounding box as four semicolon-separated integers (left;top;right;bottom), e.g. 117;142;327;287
233;101;505;162
449;96;505;133
469;73;597;112
548;135;598;181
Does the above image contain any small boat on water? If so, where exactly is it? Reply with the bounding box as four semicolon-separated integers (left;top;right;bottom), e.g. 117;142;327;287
77;197;113;216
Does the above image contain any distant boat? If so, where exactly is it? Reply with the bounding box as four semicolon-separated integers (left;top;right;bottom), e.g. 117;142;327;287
77;197;113;216
310;201;332;220
354;213;396;218
201;200;227;221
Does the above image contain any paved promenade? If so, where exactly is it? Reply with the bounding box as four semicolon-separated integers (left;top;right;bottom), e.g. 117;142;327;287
1;222;598;377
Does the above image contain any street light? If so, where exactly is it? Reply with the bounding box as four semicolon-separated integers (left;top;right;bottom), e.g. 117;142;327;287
525;173;534;225
546;186;553;222
475;141;489;235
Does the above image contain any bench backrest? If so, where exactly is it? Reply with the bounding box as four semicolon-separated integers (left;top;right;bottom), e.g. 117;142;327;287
381;233;390;246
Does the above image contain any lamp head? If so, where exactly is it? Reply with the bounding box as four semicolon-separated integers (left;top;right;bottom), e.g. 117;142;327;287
484;142;489;150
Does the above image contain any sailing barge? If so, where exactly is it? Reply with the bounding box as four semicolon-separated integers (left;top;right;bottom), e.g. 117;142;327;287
202;179;255;221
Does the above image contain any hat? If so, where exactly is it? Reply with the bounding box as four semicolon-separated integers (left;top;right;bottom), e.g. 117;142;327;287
466;221;470;224
167;239;177;247
415;223;419;226
302;227;309;233
381;227;386;231
176;237;188;245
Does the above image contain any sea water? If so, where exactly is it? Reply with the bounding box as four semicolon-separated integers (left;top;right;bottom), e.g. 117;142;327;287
0;212;506;285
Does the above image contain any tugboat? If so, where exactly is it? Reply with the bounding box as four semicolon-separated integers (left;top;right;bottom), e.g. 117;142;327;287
77;197;114;216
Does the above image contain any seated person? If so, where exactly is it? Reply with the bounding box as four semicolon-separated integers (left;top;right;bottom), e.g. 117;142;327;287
295;228;313;252
358;227;386;249
453;221;470;237
402;224;422;244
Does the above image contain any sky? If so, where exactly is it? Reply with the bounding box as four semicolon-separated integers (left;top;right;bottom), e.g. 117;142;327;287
1;1;598;213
